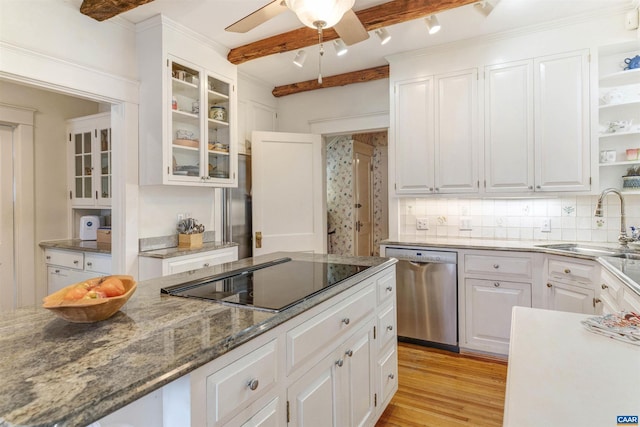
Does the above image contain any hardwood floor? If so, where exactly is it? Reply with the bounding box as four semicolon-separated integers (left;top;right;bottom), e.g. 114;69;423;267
376;343;508;427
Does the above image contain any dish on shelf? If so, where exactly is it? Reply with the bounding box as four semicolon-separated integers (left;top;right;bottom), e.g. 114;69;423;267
174;138;199;148
176;129;196;140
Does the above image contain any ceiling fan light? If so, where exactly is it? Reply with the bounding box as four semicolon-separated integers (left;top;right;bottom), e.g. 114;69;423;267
293;49;307;67
285;0;355;29
473;1;494;17
333;39;348;56
425;15;441;35
375;28;391;45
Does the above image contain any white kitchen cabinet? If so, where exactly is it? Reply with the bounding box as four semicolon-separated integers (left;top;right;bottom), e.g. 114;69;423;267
621;286;640;313
67;113;111;207
44;248;111;293
543;256;598;314
534;50;591;192
393;69;478;195
484;60;534;193
138;246;238;281
137;15;237;188
545;281;595;314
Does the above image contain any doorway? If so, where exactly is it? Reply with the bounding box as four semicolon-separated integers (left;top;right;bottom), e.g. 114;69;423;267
326;131;388;256
0;125;15;311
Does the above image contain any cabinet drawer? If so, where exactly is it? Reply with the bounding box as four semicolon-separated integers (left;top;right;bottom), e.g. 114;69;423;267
464;254;531;279
286;285;376;374
206;340;277;426
84;253;112;274
600;268;623;303
378;345;397;406
377;271;396;304
377;302;396;351
168;248;237;275
44;249;84;270
548;258;596;285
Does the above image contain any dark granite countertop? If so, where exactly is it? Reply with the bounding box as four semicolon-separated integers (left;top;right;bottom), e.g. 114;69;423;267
138;241;238;259
39;239;111;254
0;252;395;427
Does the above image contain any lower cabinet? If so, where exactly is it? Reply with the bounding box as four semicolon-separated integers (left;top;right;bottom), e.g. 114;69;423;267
44;248;111;293
543;256;598;315
544;281;595;314
464;278;532;354
138;246;238;280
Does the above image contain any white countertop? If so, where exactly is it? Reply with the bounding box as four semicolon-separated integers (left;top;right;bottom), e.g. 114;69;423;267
504;307;640;427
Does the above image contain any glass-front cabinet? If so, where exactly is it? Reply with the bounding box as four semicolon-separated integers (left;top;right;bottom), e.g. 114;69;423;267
168;56;235;185
67;112;111;207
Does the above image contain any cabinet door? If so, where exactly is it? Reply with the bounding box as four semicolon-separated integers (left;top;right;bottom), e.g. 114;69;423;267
434;69;479;194
96;122;112;206
69;123;96;207
534;50;590;192
484;60;534;193
546;281;595;314
464;278;531;354
343;323;375;427
239;398;281;427
206;71;236;184
287;351;339;427
393;77;435;194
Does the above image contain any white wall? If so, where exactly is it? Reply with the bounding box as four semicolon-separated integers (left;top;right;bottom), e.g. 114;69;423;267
277;79;389;134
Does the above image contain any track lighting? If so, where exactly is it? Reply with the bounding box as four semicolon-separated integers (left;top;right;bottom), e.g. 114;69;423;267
375;28;391;45
293;49;307;67
425;15;441;35
333;39;348;56
474;0;495;17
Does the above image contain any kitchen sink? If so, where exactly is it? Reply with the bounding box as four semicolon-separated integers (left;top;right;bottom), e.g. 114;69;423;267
535;243;624;257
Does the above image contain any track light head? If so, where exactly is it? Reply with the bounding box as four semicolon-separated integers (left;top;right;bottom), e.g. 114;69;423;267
474;1;495;17
333;39;348;56
425;15;441;35
293;49;307;67
375;28;391;45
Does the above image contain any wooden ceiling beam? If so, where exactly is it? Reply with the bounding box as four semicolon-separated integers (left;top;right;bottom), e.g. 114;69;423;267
228;0;477;65
272;64;389;97
80;0;154;21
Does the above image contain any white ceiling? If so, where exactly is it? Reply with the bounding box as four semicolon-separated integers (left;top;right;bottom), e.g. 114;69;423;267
97;0;635;87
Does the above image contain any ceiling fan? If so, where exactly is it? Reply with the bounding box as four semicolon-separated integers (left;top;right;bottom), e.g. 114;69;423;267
225;0;369;46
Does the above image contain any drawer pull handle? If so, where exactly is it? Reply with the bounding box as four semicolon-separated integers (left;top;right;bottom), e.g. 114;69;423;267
494;282;500;287
345;349;353;357
55;269;60;274
388;373;395;380
593;298;601;307
335;359;344;367
46;256;51;260
203;263;210;267
387;325;394;331
547;283;553;288
601;284;608;290
87;262;93;267
493;264;499;269
564;268;571;274
73;260;79;265
386;286;393;292
342;318;350;325
247;379;259;391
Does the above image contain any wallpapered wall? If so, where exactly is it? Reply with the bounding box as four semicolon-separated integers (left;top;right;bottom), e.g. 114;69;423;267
327;132;388;256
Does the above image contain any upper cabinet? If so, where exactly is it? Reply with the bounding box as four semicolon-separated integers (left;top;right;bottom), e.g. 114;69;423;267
393;69;478;195
67;112;111;207
390;48;591;197
137;16;238;187
484;50;591;193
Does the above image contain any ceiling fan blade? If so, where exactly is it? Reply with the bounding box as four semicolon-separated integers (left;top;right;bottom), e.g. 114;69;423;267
333;9;369;46
225;0;289;33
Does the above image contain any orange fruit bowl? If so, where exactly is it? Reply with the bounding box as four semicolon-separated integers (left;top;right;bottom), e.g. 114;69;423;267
42;275;136;323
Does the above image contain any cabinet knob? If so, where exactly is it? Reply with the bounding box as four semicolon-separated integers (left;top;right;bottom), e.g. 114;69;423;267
203;263;210;267
493;264;499;269
564;268;571;274
247;379;259;391
55;269;60;274
87;262;93;267
601;284;608;290
388;373;395;380
435;188;440;192
429;187;434;192
528;186;533;190
73;260;79;265
387;325;394;331
547;283;553;288
335;359;344;367
342;318;350;325
386;286;393;292
536;185;541;189
46;256;51;260
593;298;601;307
345;349;353;357
494;282;500;287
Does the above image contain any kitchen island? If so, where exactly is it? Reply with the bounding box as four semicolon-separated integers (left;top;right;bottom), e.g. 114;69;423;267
0;252;397;427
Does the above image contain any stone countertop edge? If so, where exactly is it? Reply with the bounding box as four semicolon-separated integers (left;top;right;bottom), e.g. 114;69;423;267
382;236;640;296
39;239;111;254
0;252;396;427
138;241;239;259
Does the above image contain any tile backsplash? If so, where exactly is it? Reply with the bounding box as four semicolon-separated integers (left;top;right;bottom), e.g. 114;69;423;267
399;195;640;243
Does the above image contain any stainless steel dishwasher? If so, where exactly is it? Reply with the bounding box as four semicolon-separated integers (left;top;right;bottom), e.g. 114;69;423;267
384;246;458;351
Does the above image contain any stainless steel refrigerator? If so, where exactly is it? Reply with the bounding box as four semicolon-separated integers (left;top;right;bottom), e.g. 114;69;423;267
223;154;252;259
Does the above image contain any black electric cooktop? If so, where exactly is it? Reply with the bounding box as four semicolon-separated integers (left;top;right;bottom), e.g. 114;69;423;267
160;258;371;312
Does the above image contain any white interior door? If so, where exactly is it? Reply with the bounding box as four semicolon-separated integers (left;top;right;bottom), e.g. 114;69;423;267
0;125;15;312
354;141;373;257
251;131;325;256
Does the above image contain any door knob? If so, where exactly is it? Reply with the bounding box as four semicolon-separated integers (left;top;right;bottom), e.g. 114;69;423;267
355;203;362;208
255;231;262;249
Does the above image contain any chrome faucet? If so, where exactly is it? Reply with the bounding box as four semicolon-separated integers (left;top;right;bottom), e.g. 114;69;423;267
594;188;633;246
